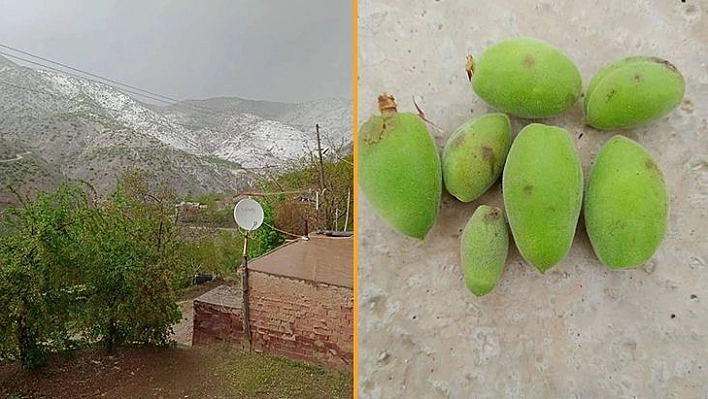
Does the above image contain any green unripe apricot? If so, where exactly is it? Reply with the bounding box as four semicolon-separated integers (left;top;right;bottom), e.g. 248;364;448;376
584;56;685;130
442;113;511;202
358;94;442;240
502;123;583;273
584;135;669;268
468;37;582;119
461;205;509;296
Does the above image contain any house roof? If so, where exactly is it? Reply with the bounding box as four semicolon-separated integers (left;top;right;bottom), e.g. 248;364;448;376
247;233;353;288
194;284;241;308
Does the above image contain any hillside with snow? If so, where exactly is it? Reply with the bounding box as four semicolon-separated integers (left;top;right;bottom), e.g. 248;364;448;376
0;54;352;197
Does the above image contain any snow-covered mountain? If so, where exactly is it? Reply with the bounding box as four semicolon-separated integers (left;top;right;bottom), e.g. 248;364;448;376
0;55;352;196
156;96;353;167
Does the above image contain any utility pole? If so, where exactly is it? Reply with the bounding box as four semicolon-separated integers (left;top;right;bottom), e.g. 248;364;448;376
241;232;252;350
315;124;326;191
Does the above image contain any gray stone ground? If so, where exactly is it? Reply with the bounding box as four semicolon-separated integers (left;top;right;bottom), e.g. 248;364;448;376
357;0;708;397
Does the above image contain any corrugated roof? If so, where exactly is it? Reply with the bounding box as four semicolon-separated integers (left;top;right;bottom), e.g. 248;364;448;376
247;233;353;288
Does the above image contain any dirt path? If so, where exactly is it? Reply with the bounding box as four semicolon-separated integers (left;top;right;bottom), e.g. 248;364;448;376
171;300;194;346
0;151;31;163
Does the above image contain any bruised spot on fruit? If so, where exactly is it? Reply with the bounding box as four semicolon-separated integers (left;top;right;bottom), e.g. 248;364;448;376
523;184;533;194
610;219;628;231
482;146;496;175
362;117;386;145
650;56;679;73
453;134;466;148
523;54;536;68
483;208;502;222
605;89;616;103
645;158;659;172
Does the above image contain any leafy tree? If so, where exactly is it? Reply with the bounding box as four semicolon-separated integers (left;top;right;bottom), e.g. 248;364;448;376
247;199;284;259
0;182;92;368
262;155;353;233
78;172;181;352
175;229;243;285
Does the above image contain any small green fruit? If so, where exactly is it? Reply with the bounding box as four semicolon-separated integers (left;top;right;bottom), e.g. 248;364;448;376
467;37;582;119
442;113;511;202
585;135;669;268
358;94;442;240
461;205;509;296
502;123;583;272
584;56;685;129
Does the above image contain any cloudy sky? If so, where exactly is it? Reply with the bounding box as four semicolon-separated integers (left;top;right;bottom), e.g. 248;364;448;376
0;0;352;104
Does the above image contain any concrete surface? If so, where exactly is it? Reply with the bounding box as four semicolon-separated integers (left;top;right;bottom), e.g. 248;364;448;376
248;234;353;288
357;0;708;397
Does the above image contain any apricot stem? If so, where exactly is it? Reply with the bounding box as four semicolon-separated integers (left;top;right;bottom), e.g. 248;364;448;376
465;55;475;81
377;94;397;114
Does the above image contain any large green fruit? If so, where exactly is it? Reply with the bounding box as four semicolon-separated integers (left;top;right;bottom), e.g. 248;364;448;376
442;113;511;202
460;205;509;296
585;135;669;268
358;94;442;240
467;37;582;119
584;56;685;130
502;123;583;272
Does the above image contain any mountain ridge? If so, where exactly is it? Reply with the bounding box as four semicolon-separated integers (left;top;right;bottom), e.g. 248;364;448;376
0;54;352;201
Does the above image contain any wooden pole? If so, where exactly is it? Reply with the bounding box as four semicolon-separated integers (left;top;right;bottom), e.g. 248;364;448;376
316;124;326;191
343;188;351;231
241;232;252;350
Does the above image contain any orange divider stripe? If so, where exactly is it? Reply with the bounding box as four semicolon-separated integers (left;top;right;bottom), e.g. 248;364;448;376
351;0;359;397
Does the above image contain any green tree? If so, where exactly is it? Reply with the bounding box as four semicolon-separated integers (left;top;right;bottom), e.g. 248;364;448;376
262;154;353;233
0;182;91;368
175;229;243;285
78;172;181;352
247;199;285;259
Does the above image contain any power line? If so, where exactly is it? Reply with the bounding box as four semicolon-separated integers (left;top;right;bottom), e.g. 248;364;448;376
0;47;219;117
0;42;182;105
263;221;305;238
0;49;180;106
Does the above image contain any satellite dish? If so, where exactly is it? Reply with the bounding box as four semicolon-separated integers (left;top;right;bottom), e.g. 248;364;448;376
233;198;264;231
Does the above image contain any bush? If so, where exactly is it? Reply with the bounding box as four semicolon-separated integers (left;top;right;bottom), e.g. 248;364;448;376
77;172;181;352
0;172;184;366
0;182;92;368
175;229;243;286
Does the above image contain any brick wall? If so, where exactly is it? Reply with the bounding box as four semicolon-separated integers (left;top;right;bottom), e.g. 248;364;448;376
192;285;248;349
249;271;354;369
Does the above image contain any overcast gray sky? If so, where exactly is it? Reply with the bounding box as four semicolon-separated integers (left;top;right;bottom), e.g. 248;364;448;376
0;0;352;104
